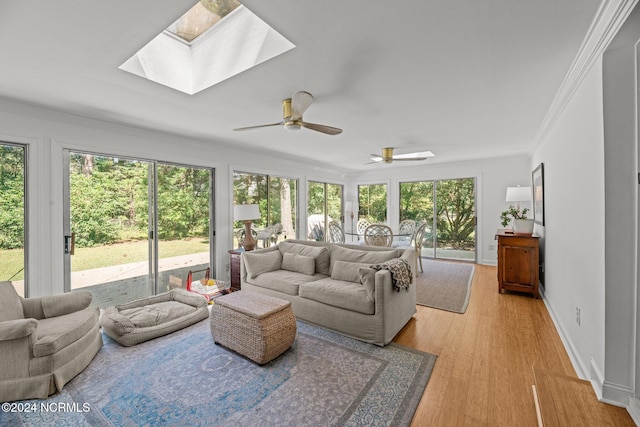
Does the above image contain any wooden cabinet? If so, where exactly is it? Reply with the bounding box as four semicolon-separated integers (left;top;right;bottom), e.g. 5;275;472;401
496;230;540;298
228;249;244;291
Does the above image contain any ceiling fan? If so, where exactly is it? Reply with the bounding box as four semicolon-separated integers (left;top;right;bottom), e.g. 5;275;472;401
368;147;435;164
233;91;342;135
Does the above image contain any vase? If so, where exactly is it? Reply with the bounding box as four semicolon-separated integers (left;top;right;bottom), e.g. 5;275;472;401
513;219;534;235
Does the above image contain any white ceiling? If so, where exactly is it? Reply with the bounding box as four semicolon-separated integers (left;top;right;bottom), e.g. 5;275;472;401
0;0;603;172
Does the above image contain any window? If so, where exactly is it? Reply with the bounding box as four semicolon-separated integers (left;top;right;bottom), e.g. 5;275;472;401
0;143;26;296
233;171;297;247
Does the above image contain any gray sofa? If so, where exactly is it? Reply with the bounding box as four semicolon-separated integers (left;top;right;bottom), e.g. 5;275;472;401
240;239;416;346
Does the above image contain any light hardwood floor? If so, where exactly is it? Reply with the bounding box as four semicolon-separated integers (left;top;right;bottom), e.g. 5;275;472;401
395;263;635;427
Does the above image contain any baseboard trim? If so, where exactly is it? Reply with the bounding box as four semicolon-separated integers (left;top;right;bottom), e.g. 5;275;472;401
627;397;640;425
539;290;589;379
601;381;635;407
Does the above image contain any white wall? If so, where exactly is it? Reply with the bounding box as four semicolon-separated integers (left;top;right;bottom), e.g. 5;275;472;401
602;3;640;411
0;99;346;297
345;155;531;265
530;57;607;390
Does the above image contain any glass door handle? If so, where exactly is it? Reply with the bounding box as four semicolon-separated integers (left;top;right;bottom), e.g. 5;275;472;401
64;233;75;255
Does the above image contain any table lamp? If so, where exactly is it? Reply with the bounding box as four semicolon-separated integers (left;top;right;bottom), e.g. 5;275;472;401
505;186;531;211
234;204;261;251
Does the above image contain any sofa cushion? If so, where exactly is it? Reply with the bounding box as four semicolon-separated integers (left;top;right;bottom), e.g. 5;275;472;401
331;260;371;283
278;242;330;276
247;270;326;296
33;307;100;357
358;267;377;302
281;252;315;275
0;282;24;321
243;250;283;279
299;278;374;315
329;246;399;274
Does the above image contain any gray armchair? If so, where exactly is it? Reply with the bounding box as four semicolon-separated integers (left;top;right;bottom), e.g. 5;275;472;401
0;282;102;402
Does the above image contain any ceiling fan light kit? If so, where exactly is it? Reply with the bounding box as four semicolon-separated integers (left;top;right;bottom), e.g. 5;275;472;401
234;91;342;135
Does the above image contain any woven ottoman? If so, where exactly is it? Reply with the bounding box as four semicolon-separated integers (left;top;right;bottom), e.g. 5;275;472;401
210;290;296;364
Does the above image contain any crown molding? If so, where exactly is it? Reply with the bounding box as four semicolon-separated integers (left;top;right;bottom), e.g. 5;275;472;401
530;0;639;150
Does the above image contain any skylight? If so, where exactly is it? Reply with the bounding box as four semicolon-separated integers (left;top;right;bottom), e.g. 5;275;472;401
119;0;295;95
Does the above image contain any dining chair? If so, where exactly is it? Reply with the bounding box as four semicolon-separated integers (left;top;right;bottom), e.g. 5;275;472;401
396;219;416;246
411;221;428;273
364;224;394;247
328;220;346;243
356;218;371;237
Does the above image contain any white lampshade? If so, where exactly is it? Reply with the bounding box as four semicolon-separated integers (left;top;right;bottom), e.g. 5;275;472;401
505;186;532;203
234;204;260;221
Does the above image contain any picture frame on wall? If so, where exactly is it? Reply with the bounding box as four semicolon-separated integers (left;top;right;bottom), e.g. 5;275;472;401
532;163;545;225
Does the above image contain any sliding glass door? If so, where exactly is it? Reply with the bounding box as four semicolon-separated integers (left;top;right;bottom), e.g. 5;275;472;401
155;163;212;293
63;151;215;307
358;183;387;223
0;143;26;296
400;177;476;261
435;179;476;261
308;181;343;241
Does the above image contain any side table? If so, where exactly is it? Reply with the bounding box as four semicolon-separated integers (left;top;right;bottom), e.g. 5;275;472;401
228;249;244;291
496;229;540;298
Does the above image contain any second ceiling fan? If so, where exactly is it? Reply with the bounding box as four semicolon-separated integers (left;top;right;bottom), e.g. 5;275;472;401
369;147;435;164
233;91;342;136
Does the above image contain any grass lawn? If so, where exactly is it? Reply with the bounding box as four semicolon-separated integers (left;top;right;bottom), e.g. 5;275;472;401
0;238;209;280
0;248;25;281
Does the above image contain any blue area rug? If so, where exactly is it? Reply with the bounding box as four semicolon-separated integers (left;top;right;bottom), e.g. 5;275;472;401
1;319;436;426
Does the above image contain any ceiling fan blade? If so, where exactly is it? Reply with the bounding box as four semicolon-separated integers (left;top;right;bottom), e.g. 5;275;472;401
392;157;429;161
290;91;313;120
393;151;435;160
300;121;342;135
233;122;283;131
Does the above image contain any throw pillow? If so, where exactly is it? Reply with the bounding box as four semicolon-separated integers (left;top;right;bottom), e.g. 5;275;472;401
243;250;283;279
331;260;370;283
281;252;316;275
329;245;399;274
359;267;377;302
278;242;330;275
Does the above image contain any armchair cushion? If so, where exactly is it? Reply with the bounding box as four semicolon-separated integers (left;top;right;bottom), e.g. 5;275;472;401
33;308;99;357
0;282;24;321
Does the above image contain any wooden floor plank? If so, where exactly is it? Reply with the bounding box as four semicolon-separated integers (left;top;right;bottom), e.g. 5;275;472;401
398;263;634;426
